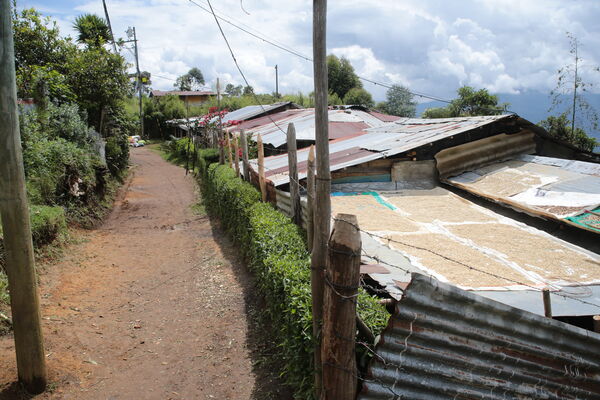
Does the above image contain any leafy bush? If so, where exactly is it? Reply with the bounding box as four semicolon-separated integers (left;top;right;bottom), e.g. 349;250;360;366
105;134;130;178
195;153;388;398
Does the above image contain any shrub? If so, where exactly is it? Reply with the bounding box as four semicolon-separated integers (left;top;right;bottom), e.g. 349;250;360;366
195;152;388;398
105;134;129;178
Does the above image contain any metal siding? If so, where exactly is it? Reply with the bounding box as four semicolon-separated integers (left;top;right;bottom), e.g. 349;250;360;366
359;273;600;400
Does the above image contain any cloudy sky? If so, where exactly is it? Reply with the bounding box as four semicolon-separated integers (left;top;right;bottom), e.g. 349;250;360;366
18;0;600;102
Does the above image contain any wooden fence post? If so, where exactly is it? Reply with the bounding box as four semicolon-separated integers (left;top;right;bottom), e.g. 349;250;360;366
594;316;600;333
240;129;250;182
322;213;360;400
543;288;552;318
226;131;233;168
0;2;47;393
217;78;225;165
257;134;267;201
233;134;240;178
286;123;301;225
307;145;316;252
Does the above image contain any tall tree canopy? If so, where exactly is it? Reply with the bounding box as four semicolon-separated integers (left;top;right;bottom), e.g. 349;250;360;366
174;67;205;91
421;86;507;118
327;54;362;99
73;13;111;47
343;87;374;108
379;85;416;117
539;113;597;152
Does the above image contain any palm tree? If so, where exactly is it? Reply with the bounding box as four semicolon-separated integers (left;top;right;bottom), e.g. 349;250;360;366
73;14;110;47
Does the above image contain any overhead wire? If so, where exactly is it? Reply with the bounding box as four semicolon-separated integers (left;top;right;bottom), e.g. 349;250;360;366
186;0;514;115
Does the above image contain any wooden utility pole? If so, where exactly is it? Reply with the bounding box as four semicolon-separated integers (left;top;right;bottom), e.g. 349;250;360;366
217;78;225;164
102;0;118;54
306;145;316;251
0;2;47;393
233;134;240;178
311;0;330;396
131;27;144;138
275;64;279;98
322;214;360;400
257;134;266;201
286;123;301;225
240;129;250;181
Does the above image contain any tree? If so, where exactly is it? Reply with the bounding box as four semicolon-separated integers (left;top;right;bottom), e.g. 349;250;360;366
380;85;416;117
420;86;507;118
539;113;597;152
65;45;130;131
225;83;242;97
327;54;361;99
343;87;374;108
72;14;110;47
174;67;205;91
550;32;599;136
243;85;254;96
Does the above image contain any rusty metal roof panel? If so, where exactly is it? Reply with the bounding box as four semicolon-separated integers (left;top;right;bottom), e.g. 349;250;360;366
364;115;510;155
358;273;600;400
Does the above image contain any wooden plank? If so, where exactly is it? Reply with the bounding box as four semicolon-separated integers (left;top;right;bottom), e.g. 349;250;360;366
233;134;240;178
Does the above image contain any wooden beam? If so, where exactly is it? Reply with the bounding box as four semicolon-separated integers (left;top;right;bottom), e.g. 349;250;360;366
233;134;240;178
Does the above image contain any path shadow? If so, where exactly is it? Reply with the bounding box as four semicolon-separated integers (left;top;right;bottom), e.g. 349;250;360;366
206;215;295;400
0;382;35;400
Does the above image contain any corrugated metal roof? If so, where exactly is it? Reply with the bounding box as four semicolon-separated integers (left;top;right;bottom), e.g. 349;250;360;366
252;115;514;187
249;108;395;147
358;273;600;400
445;154;600;233
216;102;294;125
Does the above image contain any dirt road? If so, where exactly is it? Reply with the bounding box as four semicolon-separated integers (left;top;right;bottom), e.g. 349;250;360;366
0;147;282;399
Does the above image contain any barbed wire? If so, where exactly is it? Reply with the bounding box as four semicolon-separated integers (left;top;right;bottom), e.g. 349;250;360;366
333;216;600;311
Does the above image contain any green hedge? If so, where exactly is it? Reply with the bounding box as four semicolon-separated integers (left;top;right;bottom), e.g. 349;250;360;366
194;146;388;398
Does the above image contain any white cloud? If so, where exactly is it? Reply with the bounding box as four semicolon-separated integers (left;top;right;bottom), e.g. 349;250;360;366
29;0;600;100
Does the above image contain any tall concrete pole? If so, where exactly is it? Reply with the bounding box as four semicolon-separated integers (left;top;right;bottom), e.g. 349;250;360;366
0;1;47;393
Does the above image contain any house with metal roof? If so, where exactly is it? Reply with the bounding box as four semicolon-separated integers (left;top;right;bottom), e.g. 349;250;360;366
150;89;217;106
245;113;600;325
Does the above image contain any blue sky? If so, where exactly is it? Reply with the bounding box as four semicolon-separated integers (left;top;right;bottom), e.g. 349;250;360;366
16;0;600;104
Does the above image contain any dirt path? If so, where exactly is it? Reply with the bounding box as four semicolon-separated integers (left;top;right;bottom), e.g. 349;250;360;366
0;147;283;399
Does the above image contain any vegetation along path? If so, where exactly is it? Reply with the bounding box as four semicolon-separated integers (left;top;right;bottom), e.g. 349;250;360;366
0;147;277;399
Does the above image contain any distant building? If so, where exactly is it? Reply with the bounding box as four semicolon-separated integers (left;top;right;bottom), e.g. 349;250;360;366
149;90;217;106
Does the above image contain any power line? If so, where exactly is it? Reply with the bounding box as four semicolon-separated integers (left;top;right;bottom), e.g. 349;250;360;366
186;0;516;114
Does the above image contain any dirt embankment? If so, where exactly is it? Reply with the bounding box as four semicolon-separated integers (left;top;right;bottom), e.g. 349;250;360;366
0;147;289;399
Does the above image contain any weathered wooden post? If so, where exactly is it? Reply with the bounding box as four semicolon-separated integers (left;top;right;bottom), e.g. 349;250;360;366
312;0;330;396
257;134;267;201
286;123;301;225
217;78;225;165
240;129;250;182
233;134;240;178
226;131;233;168
306;145;316;252
594;316;600;333
543;288;552;318
322;214;360;400
0;2;47;393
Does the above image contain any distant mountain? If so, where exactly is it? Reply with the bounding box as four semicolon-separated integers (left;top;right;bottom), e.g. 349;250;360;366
416;91;600;152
